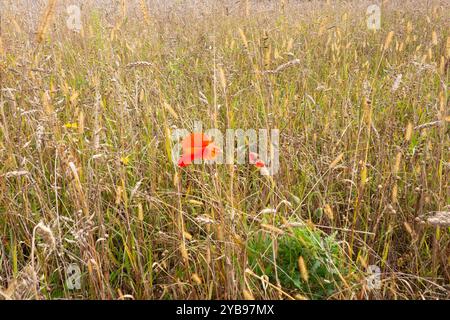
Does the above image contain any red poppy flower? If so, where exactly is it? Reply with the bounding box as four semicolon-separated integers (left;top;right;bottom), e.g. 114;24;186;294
249;152;258;164
248;151;266;168
177;133;220;167
254;159;265;168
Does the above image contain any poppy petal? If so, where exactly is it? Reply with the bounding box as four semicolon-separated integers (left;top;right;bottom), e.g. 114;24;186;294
254;160;265;168
249;152;259;164
177;153;194;167
181;133;212;154
178;146;207;167
202;143;221;160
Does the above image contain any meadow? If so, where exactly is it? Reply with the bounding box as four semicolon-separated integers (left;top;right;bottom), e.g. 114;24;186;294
0;0;449;299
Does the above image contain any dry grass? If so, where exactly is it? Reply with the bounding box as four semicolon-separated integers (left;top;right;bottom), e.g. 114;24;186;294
0;0;449;299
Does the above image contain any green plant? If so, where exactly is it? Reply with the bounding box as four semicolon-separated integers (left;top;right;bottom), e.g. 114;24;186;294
247;227;351;299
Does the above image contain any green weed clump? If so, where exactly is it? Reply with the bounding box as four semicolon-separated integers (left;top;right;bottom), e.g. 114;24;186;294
248;227;352;299
0;0;448;300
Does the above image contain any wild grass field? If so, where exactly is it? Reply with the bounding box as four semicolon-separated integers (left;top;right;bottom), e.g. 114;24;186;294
0;0;449;300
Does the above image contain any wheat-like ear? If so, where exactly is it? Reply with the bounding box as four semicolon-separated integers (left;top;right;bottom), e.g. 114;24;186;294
0;36;4;56
139;0;151;26
121;0;127;21
243;0;249;16
280;0;286;12
36;0;57;44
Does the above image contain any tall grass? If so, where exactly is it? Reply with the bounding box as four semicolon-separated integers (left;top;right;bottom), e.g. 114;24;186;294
0;0;448;299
